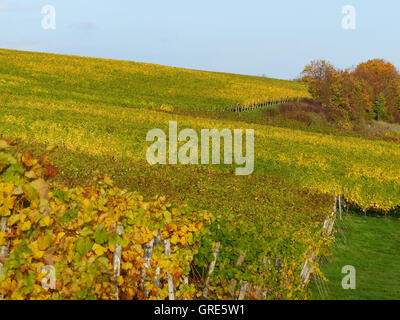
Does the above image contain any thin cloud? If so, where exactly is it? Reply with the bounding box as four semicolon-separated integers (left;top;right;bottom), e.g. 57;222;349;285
0;0;14;11
68;22;96;31
0;1;41;12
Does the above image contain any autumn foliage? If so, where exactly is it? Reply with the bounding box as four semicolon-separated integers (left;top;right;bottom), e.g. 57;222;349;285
302;59;400;126
0;141;213;300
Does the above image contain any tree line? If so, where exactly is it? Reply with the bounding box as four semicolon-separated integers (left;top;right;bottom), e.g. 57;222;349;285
301;59;400;126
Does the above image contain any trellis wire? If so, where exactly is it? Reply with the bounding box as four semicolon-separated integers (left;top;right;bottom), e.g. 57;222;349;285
313;273;329;300
300;190;340;287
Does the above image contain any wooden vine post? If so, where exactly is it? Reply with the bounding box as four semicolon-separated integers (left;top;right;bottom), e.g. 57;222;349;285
113;225;124;300
238;281;248;300
140;230;175;300
0;217;10;300
142;238;155;298
229;254;246;299
226;97;303;113
154;231;162;289
138;231;178;300
164;239;175;300
203;241;221;298
275;254;281;271
300;191;339;286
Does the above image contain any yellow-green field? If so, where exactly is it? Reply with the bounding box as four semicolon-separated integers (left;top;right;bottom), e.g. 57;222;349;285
1;87;399;213
0;49;308;113
1;49;399;299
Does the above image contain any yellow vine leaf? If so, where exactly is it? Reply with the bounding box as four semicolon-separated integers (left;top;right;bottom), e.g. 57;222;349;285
39;215;53;227
0;231;7;246
28;241;45;259
20;220;32;231
92;243;107;257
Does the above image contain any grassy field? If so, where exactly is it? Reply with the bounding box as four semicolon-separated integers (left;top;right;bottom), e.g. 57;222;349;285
1;49;399;299
311;211;400;300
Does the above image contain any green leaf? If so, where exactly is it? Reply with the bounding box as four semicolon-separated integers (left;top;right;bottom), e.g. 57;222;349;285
97;256;109;268
0;152;16;172
23;271;35;294
22;183;39;202
60;208;78;224
94;225;108;245
2;163;24;185
76;237;93;257
53;189;68;202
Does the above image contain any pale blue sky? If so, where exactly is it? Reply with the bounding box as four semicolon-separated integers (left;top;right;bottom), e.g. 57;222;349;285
1;0;399;79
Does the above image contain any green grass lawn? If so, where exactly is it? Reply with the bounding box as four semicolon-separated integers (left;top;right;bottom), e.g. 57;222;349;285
311;210;400;300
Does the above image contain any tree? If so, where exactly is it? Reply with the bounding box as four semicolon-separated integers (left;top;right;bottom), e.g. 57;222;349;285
395;93;400;112
301;60;349;121
302;61;367;124
352;59;400;121
301;60;338;106
373;93;386;121
352;59;398;94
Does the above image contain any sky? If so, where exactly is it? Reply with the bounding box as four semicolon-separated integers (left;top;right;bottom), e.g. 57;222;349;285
1;0;399;79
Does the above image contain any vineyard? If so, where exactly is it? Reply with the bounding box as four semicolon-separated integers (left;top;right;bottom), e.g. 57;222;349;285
0;49;309;113
1;98;398;213
0;146;214;299
0;49;399;300
0;145;334;300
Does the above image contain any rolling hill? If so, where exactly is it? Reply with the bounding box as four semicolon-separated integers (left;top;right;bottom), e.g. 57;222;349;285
0;49;399;299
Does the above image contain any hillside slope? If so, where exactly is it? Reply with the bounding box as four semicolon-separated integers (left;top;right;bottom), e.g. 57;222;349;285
0;49;308;113
0;49;399;299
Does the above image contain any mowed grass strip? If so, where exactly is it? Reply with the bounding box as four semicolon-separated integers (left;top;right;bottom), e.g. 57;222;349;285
311;211;400;300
